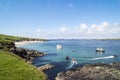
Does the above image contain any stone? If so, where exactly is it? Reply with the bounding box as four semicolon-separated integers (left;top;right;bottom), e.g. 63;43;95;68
37;64;54;71
55;62;120;80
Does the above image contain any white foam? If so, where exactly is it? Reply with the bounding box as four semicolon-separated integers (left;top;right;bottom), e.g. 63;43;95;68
67;60;78;69
91;55;115;60
78;55;115;61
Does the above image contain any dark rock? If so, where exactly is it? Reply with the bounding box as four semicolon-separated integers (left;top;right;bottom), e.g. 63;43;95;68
14;48;27;58
37;64;54;71
0;40;45;65
27;50;44;57
55;62;120;80
9;46;44;64
65;56;70;60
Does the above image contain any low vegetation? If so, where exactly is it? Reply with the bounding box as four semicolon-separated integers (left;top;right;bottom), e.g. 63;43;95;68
0;34;47;80
0;34;47;42
0;34;47;50
0;51;47;80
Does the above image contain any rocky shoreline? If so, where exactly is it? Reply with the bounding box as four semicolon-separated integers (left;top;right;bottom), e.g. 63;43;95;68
10;47;45;64
2;40;120;80
0;40;46;64
55;62;120;80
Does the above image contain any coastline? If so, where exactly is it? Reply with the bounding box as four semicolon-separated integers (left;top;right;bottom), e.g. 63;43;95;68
15;41;44;47
10;40;46;64
14;40;120;80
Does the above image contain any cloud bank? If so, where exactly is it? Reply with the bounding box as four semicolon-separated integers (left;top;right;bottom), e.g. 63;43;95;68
16;22;120;39
57;22;120;39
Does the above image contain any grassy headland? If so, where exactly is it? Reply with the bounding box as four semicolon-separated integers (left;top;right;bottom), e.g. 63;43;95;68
0;34;47;50
0;34;47;42
0;34;47;80
0;51;47;80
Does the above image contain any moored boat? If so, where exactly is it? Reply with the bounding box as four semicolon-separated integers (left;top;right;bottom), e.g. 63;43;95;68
96;48;105;52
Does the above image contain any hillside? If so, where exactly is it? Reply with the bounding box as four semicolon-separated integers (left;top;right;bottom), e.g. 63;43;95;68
0;34;21;40
0;34;47;80
0;34;47;50
0;34;47;42
0;51;47;80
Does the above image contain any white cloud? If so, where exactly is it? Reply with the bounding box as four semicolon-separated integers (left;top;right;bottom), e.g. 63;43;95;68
58;22;120;39
73;22;120;38
60;27;68;33
102;21;109;27
87;24;96;34
86;22;110;34
77;23;88;32
35;29;41;32
16;22;120;39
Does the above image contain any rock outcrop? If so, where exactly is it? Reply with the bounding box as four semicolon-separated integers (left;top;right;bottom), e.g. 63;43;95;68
37;64;54;71
0;39;45;62
27;50;44;57
9;47;45;64
55;62;120;80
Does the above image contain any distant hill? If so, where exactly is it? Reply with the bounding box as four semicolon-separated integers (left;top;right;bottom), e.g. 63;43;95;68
0;34;47;50
0;34;21;42
0;34;47;41
100;38;120;40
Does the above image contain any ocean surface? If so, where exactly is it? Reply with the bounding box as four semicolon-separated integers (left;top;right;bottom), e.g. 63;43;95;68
18;40;120;80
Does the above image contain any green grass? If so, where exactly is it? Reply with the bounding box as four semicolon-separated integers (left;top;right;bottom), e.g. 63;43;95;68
0;34;47;50
0;34;21;41
0;34;47;42
0;50;47;80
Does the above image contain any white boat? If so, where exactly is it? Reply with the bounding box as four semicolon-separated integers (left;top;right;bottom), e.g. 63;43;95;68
96;48;105;52
56;44;63;49
71;58;78;65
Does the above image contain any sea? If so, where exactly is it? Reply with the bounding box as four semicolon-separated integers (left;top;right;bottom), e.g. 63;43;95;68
18;39;120;80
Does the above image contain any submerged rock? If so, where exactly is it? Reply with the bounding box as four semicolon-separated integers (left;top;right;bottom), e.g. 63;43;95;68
55;62;120;80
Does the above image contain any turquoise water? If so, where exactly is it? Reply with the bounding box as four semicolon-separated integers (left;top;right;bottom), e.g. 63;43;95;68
18;40;120;80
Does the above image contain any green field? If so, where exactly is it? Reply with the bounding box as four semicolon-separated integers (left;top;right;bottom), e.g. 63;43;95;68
0;50;47;80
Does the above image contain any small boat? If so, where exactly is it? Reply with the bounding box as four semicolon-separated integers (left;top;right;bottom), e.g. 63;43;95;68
71;58;78;64
96;48;105;52
113;55;117;58
56;44;63;49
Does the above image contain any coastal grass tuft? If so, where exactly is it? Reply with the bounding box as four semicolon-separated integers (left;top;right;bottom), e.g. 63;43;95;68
0;50;47;80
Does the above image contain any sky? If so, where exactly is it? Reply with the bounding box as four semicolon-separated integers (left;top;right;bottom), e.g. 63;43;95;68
0;0;120;39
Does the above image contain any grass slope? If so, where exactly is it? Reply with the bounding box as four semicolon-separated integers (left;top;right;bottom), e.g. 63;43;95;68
0;34;47;50
0;34;21;40
0;50;47;80
0;34;47;42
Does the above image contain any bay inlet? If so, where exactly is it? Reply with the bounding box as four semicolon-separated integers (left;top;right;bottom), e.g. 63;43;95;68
17;40;120;80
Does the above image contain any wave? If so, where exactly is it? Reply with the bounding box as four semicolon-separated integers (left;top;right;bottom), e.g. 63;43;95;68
67;60;78;69
78;55;116;61
91;55;115;60
67;55;116;69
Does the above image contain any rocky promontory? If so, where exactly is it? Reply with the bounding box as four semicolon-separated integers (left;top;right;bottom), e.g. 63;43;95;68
9;47;45;64
56;62;120;80
0;40;45;64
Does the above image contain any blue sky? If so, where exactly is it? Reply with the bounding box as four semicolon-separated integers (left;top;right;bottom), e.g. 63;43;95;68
0;0;120;39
